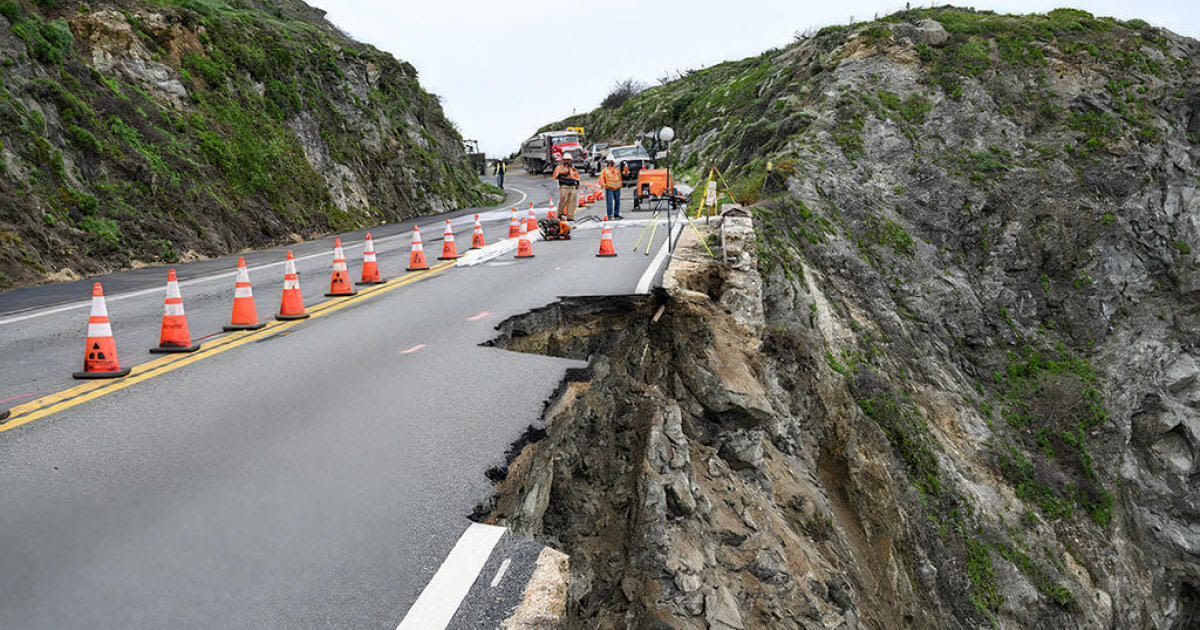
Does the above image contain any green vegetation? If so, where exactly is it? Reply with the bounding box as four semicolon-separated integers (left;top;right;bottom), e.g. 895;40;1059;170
962;146;1012;184
0;0;491;279
855;212;915;268
11;15;72;64
992;344;1113;526
994;542;1077;607
857;391;941;498
878;90;932;124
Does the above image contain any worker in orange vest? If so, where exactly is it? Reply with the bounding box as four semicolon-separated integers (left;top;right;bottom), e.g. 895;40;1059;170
598;159;623;220
552;153;580;220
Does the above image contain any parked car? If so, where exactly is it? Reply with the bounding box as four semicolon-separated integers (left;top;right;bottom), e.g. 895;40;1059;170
603;144;653;185
583;142;615;174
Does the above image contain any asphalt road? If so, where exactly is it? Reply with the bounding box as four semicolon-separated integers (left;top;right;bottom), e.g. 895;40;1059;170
0;174;678;628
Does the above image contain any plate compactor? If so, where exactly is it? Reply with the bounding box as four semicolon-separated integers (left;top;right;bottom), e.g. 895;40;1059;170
539;218;571;240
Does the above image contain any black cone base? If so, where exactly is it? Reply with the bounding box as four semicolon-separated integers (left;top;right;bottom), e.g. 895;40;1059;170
223;322;267;331
73;367;132;380
150;343;201;354
276;313;310;321
324;290;357;297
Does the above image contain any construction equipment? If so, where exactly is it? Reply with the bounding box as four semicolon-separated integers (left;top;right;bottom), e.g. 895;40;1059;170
633;168;686;211
538;217;572;241
520;130;585;174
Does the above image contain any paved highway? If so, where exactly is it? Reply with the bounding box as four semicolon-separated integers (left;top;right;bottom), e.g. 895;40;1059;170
0;173;681;628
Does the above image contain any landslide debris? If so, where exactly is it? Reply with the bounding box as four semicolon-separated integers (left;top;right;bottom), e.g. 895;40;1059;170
505;7;1199;627
0;0;498;290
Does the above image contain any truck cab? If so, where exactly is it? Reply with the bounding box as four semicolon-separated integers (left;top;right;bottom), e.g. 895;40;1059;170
521;130;585;175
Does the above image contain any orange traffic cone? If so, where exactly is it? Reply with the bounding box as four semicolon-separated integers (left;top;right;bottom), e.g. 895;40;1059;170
277;251;310;320
597;219;618;257
151;269;201;353
516;233;534;258
438;219;459;260
407;226;429;271
578;194;586;209
325;238;357;297
471;214;486;249
507;208;521;238
73;282;131;379
360;232;384;284
224;257;265;331
526;207;538;233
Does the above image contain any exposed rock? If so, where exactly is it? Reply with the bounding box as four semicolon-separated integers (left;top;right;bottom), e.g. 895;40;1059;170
894;19;950;47
493;6;1200;630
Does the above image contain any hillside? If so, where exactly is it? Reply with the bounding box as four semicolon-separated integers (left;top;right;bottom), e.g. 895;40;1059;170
0;0;497;289
512;7;1200;629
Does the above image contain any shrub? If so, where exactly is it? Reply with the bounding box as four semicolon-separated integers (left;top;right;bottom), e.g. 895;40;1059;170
0;0;20;23
80;216;121;248
66;124;101;152
12;17;73;65
601;78;646;109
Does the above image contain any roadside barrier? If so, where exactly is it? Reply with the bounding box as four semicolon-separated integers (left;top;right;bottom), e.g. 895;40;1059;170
438;219;460;260
151;269;201;353
277;251;310;320
526;208;538;233
360;233;384;284
73;282;132;379
508;208;521;238
224;257;265;331
596;219;617;257
325;238;357;297
407;226;429;271
471;214;486;249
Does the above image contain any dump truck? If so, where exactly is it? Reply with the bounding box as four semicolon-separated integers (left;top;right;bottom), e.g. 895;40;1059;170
520;130;586;175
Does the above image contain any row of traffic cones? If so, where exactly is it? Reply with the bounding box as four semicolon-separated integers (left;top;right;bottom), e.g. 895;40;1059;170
72;214;619;378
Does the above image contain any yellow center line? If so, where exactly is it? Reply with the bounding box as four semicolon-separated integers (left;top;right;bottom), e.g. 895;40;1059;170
0;262;455;434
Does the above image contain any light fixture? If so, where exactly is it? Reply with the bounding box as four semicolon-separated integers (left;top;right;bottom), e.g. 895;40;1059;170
659;126;675;142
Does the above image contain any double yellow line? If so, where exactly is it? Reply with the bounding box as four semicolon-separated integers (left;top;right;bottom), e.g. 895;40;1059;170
0;262;456;434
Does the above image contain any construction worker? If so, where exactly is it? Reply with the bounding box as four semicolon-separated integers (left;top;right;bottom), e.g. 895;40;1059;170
552;153;580;220
598;159;623;220
494;159;506;189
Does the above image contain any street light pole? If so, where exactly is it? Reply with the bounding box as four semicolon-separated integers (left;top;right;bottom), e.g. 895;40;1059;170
659;126;675;254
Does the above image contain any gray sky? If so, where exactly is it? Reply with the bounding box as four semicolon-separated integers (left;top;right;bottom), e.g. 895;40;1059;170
306;1;1197;157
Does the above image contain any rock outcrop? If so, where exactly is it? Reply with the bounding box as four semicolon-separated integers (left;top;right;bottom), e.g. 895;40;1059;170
0;0;495;289
498;7;1199;629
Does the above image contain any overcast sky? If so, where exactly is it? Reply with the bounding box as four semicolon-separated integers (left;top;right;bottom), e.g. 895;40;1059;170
306;1;1197;157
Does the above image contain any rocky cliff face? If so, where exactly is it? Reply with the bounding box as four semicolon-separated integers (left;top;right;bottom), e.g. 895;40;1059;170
496;7;1199;629
0;0;495;289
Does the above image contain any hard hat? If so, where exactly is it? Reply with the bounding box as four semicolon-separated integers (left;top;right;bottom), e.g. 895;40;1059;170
563;152;573;160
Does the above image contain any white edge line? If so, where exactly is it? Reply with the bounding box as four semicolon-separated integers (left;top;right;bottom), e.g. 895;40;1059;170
489;557;512;588
635;213;684;294
396;522;506;630
0;192;537;326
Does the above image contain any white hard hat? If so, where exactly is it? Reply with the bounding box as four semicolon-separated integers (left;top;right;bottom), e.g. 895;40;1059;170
563;152;573;160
